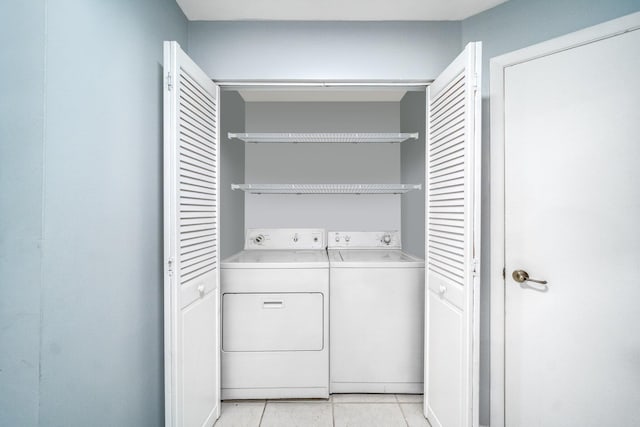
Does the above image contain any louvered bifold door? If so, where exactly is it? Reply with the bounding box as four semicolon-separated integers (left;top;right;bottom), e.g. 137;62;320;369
163;41;220;427
423;42;481;427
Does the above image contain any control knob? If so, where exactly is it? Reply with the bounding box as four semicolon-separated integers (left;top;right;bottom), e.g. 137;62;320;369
382;234;392;245
253;234;265;245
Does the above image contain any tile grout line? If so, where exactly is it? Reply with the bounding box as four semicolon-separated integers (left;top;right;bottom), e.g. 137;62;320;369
331;397;335;427
396;395;411;427
257;400;267;427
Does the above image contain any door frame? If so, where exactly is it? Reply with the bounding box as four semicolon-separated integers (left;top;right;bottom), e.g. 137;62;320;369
216;80;431;87
489;11;640;427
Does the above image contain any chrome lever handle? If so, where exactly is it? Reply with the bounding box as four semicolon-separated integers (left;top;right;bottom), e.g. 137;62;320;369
512;269;548;285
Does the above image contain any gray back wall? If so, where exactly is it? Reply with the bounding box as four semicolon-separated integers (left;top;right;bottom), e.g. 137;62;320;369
244;102;402;231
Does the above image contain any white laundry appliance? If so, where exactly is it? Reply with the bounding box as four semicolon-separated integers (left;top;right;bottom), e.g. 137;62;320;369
220;228;329;400
328;231;425;394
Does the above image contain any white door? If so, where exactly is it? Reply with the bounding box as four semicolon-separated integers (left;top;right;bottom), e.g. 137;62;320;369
493;16;640;426
424;42;482;427
164;41;220;427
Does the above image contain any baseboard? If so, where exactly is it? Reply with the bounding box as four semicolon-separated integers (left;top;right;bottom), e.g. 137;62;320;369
222;387;329;400
330;382;423;394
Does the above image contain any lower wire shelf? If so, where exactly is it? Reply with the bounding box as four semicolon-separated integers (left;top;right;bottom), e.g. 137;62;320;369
228;132;419;144
231;184;422;195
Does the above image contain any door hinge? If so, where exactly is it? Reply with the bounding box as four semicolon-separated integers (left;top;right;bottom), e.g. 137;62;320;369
167;258;174;275
472;258;480;277
502;267;506;280
167;72;173;91
473;72;480;93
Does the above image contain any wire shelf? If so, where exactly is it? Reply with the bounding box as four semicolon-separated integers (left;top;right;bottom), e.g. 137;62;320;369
228;132;419;144
231;184;422;194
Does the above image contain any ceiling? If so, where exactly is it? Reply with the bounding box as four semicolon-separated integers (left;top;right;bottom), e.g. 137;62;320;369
176;0;508;21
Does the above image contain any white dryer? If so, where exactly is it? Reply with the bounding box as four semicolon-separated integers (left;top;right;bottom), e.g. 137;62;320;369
328;231;425;394
221;228;329;400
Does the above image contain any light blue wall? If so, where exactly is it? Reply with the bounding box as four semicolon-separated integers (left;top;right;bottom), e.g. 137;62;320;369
0;0;188;425
0;2;45;425
4;1;640;426
39;1;187;425
463;0;640;88
188;21;462;80
462;1;640;424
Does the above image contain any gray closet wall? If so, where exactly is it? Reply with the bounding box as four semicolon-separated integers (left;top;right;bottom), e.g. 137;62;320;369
243;101;402;231
220;91;246;258
400;92;427;258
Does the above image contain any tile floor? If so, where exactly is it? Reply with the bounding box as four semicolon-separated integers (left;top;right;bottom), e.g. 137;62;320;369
214;394;430;427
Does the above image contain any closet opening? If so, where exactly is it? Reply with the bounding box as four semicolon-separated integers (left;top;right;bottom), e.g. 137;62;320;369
215;83;428;400
164;40;481;426
218;83;428;262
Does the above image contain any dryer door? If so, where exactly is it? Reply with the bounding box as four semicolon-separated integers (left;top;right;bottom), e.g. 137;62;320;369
424;42;482;427
223;292;324;352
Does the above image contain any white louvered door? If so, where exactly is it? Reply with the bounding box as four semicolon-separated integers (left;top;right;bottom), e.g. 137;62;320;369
164;41;220;427
424;42;481;427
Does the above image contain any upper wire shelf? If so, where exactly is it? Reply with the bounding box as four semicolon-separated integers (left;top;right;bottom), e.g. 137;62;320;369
231;184;422;195
227;132;419;144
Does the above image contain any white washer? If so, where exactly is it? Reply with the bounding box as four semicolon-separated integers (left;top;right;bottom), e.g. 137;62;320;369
220;228;329;400
328;231;425;394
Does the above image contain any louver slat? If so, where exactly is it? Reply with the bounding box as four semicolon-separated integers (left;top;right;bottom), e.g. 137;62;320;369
179;153;216;175
180;238;217;256
428;70;467;287
179;87;216;124
180;71;216;111
180;221;217;234
177;66;217;287
181;264;215;284
428;261;464;283
180;133;216;158
430;169;464;185
180;141;216;163
429;238;464;253
430;127;465;150
181;243;216;260
430;106;465;135
179;117;216;146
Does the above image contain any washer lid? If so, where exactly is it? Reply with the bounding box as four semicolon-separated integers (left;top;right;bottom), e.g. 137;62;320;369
329;249;424;268
221;249;329;269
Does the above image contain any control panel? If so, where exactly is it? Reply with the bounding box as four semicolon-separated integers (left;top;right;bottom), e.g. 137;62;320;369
245;228;326;250
328;231;401;249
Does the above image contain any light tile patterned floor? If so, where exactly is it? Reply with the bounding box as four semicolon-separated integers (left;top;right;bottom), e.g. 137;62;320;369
214;394;430;427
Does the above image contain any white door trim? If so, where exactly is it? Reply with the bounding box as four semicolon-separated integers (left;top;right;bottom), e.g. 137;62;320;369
216;80;432;87
489;11;640;427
